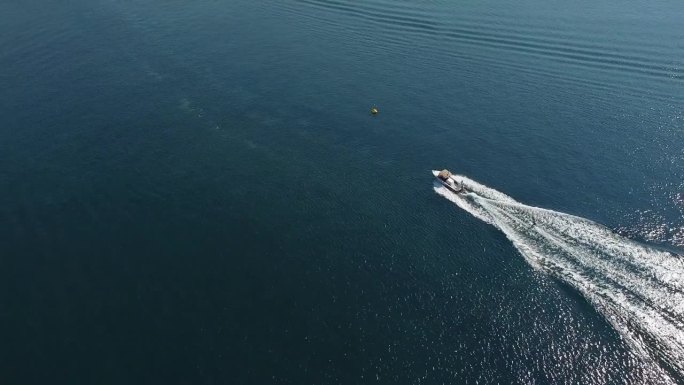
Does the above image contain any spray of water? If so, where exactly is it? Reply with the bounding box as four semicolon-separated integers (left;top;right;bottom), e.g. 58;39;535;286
432;172;684;383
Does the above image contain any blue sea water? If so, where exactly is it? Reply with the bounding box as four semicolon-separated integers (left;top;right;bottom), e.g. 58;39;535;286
0;0;682;384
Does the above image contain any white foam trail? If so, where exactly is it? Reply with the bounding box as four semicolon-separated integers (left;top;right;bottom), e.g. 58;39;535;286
433;172;684;383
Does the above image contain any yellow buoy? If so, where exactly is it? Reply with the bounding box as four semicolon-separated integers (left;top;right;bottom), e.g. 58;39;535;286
370;107;379;115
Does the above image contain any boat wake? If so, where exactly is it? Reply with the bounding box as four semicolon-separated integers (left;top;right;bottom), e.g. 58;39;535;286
433;173;684;383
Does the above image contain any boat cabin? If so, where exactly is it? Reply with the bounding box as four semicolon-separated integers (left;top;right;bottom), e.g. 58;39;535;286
437;169;451;181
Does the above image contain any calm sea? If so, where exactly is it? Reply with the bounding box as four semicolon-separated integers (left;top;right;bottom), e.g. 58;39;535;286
1;0;682;384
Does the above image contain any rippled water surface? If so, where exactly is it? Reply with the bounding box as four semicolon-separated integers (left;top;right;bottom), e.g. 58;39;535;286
0;0;682;384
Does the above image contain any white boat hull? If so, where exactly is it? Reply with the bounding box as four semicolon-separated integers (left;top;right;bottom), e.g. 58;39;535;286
432;169;468;194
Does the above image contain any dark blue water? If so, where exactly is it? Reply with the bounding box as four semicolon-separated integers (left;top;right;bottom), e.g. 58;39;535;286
1;0;682;384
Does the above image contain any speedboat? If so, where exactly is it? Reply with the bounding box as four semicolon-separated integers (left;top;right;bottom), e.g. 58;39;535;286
433;169;468;194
